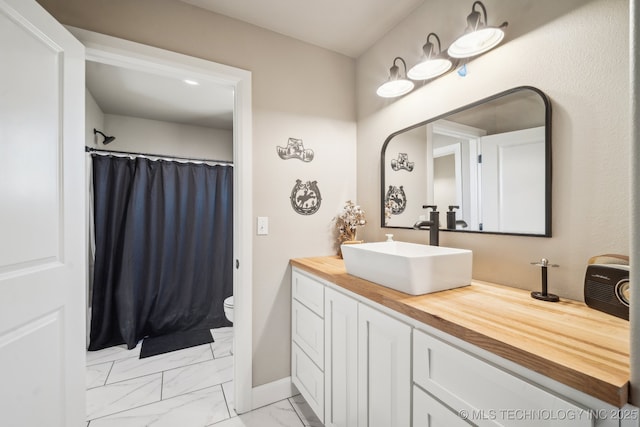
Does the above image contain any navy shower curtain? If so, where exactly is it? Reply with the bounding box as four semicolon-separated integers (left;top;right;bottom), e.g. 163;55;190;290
89;155;233;351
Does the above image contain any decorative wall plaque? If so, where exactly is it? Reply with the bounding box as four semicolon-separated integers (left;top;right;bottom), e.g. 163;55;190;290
391;153;414;172
385;185;407;215
290;179;321;215
277;137;314;162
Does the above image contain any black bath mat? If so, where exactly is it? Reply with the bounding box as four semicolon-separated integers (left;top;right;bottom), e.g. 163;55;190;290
140;329;214;359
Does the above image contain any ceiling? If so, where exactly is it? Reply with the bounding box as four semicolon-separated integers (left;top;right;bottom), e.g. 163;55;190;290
86;61;235;130
88;0;424;131
179;0;425;58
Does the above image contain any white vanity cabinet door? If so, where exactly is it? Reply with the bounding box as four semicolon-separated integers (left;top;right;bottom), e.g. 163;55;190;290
358;303;411;427
413;329;593;427
620;406;640;427
324;287;358;427
292;299;324;368
292;269;325;316
292;342;324;422
413;385;470;427
291;268;325;423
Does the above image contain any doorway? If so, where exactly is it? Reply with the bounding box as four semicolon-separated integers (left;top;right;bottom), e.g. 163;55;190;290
429;120;485;230
71;27;253;414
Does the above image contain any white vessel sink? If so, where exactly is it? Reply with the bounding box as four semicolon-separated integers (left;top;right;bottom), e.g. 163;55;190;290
341;241;472;295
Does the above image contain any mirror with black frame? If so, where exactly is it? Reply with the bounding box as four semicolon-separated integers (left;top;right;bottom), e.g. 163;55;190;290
381;86;551;236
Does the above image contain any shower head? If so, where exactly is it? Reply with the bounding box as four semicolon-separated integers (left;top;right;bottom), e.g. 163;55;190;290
94;128;116;145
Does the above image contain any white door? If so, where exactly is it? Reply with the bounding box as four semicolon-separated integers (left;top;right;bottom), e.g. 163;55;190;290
480;126;545;234
324;287;358;427
0;1;85;427
358;304;411;427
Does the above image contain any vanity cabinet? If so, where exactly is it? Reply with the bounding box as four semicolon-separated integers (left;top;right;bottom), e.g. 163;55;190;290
358;303;411;427
324;287;358;427
292;268;411;427
413;329;592;427
291;270;325;423
291;265;634;427
413;385;470;427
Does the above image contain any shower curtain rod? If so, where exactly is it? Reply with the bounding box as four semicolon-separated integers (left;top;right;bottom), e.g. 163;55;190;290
85;146;233;165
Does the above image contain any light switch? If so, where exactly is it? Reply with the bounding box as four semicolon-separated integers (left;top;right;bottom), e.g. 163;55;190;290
257;216;269;235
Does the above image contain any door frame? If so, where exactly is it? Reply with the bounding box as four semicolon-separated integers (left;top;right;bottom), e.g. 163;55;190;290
70;27;254;413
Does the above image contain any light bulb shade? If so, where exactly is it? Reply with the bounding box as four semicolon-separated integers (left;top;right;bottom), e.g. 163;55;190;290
448;1;507;58
376;79;414;98
377;56;414;98
448;27;504;58
408;33;453;81
407;58;453;80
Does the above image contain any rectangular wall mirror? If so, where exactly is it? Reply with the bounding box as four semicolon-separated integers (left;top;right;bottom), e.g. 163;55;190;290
381;86;552;236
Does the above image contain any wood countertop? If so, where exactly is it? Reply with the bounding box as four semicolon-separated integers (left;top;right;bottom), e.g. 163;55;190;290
290;256;631;408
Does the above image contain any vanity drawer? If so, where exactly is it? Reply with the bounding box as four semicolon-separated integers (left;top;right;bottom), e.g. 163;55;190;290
292;269;324;317
413;385;469;427
292;342;324;423
413;329;591;427
292;299;324;368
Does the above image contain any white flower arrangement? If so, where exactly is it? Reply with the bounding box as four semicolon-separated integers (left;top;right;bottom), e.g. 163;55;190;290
334;200;366;244
384;199;393;225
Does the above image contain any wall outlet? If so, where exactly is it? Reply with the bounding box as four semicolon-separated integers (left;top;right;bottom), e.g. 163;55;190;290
257;216;269;235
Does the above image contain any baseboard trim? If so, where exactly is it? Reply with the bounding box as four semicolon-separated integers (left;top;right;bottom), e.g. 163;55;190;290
251;376;296;410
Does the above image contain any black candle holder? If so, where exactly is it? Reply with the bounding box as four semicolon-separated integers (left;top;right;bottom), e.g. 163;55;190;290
530;258;559;302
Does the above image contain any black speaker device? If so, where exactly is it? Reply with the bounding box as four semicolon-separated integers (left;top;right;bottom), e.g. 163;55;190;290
584;264;630;320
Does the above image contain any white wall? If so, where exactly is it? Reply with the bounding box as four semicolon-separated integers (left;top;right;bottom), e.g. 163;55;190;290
84;93;232;161
101;114;232;161
38;0;357;387
356;0;629;302
85;89;104;146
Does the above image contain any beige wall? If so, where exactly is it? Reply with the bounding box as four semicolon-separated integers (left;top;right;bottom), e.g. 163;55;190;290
43;0;630;391
39;0;357;387
356;0;629;301
384;126;428;227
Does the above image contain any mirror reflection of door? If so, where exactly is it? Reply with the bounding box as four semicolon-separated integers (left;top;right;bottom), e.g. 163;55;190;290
479;126;546;234
433;144;460;221
430;121;485;230
434;153;457;208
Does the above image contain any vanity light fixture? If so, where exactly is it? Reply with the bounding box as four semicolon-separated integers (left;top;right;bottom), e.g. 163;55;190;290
448;1;508;59
376;57;414;98
407;33;453;81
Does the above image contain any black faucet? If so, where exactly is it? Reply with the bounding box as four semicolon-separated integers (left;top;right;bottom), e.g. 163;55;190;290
446;206;459;229
446;205;468;230
413;205;439;246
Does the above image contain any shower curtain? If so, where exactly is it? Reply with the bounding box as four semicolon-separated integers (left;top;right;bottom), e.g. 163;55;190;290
88;154;233;351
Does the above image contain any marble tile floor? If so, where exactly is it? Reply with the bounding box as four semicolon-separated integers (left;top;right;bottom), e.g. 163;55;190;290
86;327;323;427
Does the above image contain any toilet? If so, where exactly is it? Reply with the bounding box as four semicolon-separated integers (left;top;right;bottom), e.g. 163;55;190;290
223;296;234;323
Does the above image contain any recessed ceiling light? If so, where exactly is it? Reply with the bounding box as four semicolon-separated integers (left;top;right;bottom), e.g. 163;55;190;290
183;79;200;86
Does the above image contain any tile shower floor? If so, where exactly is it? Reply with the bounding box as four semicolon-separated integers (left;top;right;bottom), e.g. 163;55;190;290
86;327;322;427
